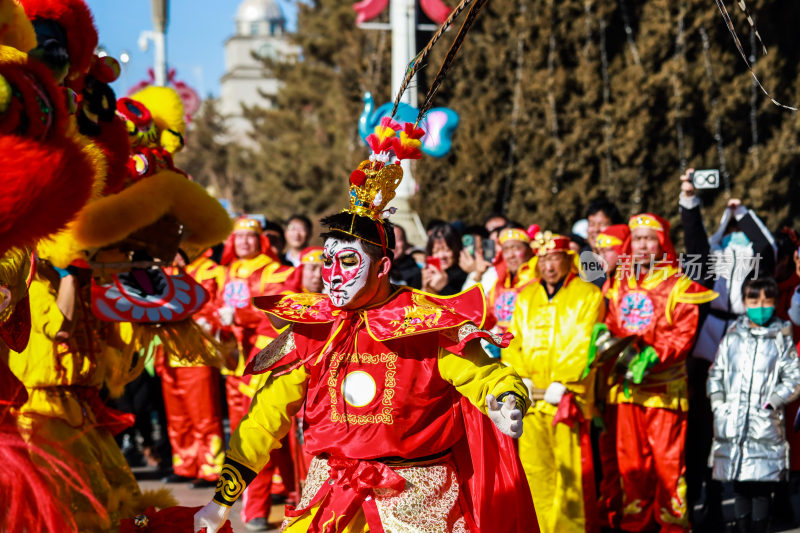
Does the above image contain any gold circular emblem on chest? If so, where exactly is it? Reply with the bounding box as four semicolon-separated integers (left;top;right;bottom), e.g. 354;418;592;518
342;370;377;407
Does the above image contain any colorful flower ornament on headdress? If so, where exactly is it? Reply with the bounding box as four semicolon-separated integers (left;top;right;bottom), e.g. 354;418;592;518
531;231;571;257
347;116;425;222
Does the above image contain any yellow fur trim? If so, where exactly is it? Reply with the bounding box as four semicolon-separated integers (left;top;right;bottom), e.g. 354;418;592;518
36;135;108;267
35;135;108;267
130;86;186;151
0;0;36;52
107;321;223;395
0;42;26;63
73;170;233;251
132;488;179;513
0;73;10;112
0;246;29;322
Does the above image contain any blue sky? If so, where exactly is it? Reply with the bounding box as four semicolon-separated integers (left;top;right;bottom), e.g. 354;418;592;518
86;0;297;98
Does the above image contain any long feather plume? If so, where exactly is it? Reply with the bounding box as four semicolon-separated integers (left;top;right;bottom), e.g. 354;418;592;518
713;0;797;111
390;0;480;119
734;0;767;56
415;0;490;124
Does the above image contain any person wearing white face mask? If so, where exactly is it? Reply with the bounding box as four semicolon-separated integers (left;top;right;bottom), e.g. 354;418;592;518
194;122;536;533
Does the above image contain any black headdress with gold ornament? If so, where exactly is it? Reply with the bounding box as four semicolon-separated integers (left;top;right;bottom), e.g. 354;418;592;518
323;0;491;256
322;118;423;257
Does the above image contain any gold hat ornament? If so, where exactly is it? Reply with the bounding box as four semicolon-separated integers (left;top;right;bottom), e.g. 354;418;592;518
347;117;424;221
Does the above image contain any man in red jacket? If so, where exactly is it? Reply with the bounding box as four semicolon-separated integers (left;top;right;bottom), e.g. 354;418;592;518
214;217;301;530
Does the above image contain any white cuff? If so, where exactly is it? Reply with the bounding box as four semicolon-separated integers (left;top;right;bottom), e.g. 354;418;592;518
731;205;749;221
544;382;566;406
678;194;701;210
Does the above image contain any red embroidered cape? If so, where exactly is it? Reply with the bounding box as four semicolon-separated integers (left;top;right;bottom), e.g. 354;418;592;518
249;286;537;533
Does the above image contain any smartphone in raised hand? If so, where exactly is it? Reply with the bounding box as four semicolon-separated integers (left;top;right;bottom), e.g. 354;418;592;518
482;239;496;262
426;257;442;271
461;235;476;257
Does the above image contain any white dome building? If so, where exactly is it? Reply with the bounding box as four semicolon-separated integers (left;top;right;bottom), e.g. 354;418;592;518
220;0;299;137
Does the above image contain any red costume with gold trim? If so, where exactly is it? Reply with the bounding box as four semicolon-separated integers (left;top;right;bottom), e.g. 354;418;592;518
209;286;535;533
214;219;302;523
485;228;536;333
604;214;716;532
157;254;225;482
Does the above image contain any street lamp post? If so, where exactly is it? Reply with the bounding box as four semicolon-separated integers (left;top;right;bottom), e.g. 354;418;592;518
151;0;169;86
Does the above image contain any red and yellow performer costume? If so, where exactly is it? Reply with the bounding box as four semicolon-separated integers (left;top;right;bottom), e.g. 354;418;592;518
226;287;533;533
6;6;230;527
593;223;630;529
8;267;143;531
216;217;300;430
604;213;716;532
485;227;536;333
0;248;106;533
193;117;536;533
157;253;225;482
503;232;605;533
215;216;301;524
0;1;121;528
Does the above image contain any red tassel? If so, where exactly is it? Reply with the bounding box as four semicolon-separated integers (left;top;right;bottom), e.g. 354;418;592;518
350;169;367;186
120;506;234;532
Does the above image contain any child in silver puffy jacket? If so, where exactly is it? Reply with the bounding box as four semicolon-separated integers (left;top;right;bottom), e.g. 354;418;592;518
708;277;800;533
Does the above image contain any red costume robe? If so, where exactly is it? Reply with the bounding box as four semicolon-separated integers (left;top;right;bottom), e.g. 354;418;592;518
157;255;225;481
605;266;716;532
212;286;537;533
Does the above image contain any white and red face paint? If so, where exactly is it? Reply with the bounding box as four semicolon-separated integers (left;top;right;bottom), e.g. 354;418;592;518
321;238;373;307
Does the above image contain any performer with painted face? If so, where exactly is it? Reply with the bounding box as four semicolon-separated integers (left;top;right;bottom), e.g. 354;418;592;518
194;118;536;533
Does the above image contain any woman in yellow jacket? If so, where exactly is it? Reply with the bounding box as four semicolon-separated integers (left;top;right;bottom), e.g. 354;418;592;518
502;232;605;533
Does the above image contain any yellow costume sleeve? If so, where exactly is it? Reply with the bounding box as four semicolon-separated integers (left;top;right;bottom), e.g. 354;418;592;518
438;340;530;415
29;276;65;340
227;365;309;472
556;286;605;390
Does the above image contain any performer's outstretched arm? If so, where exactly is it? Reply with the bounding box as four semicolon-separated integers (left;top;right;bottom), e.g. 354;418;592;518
438;340;529;437
195;366;309;532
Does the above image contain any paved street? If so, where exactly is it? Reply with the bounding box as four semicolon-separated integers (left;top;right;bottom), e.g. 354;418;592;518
134;467;285;532
133;466;800;533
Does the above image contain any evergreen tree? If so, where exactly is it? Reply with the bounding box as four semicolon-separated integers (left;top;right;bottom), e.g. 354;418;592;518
176;99;250;212
192;0;800;238
239;0;391;221
415;0;800;236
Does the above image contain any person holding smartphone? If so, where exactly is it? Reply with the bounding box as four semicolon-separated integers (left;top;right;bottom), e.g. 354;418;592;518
422;223;467;295
678;168;778;527
459;226;494;287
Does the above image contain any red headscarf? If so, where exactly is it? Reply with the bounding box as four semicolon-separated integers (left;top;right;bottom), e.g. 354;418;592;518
624;213;677;265
220;217;275;265
595;224;631;255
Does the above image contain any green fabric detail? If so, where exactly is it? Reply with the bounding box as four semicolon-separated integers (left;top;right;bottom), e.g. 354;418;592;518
628;346;660;385
582;323;609;379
